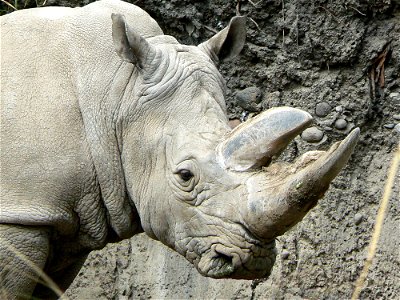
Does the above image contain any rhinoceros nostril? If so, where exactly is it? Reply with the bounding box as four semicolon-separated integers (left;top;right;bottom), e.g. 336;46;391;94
215;251;233;265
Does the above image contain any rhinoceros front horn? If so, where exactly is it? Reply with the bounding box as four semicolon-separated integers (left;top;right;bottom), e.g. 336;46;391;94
217;107;313;171
217;107;360;241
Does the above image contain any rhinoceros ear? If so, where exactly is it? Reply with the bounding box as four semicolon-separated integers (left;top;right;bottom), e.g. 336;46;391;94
199;16;246;63
111;13;155;69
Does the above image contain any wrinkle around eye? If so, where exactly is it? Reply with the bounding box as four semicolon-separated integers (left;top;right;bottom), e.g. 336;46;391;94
171;188;197;203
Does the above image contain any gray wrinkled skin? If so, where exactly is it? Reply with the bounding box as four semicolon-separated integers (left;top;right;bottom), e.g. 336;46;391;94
0;0;358;298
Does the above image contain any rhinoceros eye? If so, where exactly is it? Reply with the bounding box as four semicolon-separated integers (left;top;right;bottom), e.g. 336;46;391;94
173;161;199;193
178;169;193;182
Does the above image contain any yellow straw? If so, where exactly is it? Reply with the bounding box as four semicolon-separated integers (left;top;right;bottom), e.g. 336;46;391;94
351;142;399;299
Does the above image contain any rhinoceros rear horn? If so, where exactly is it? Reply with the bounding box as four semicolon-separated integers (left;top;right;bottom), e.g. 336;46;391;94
111;13;156;69
199;16;246;63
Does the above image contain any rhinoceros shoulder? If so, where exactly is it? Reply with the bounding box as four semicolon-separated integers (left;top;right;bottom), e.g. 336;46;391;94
1;0;163;39
79;0;164;38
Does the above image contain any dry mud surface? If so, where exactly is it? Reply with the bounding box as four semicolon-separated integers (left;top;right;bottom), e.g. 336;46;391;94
4;0;399;299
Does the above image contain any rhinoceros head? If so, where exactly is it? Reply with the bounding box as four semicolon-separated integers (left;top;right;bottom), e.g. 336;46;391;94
111;14;359;279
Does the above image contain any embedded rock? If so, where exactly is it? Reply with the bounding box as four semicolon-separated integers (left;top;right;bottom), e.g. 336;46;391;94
235;86;262;112
301;127;324;143
315;102;332;117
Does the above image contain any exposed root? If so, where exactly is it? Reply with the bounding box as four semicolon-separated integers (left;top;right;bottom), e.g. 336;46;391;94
249;17;260;31
348;5;367;16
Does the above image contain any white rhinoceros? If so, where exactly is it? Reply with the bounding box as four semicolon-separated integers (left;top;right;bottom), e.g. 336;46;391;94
0;0;359;298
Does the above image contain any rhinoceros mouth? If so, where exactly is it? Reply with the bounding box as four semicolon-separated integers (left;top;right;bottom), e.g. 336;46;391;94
198;249;235;278
194;240;276;279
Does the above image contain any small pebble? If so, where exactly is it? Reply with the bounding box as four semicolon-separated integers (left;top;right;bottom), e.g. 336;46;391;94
228;119;241;129
394;123;400;134
334;119;347;130
393;114;400;121
354;213;363;225
383;123;395;129
301;127;324;143
240;111;249;122
335;106;343;113
281;250;290;259
236;87;262;112
315;102;332;117
389;92;400;100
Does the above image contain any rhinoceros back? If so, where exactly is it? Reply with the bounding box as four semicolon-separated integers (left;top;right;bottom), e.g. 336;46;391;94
0;0;162;244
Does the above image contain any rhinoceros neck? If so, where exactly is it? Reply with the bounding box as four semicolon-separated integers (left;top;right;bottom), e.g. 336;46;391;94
75;54;143;240
69;3;162;240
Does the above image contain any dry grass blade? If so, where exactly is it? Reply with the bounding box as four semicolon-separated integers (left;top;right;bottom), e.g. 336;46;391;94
351;143;400;299
0;0;17;10
2;241;66;299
